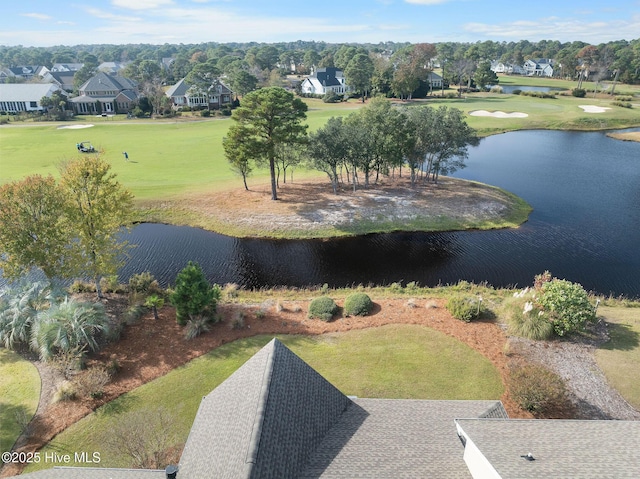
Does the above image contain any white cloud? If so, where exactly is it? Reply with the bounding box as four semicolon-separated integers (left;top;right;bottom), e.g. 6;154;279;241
20;13;52;21
464;16;640;43
84;7;141;22
111;0;174;10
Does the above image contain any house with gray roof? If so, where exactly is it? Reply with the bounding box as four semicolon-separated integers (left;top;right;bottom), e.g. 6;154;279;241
0;83;67;114
70;72;138;115
9;339;640;478
300;67;350;96
165;77;233;110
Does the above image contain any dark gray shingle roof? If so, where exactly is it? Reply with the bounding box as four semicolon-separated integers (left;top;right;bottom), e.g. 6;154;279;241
302;399;506;479
178;338;351;479
11;466;165;478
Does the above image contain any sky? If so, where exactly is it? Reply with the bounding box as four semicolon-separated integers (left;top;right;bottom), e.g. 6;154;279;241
2;0;639;47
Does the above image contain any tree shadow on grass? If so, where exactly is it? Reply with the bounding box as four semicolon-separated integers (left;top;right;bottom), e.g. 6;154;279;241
599;322;640;351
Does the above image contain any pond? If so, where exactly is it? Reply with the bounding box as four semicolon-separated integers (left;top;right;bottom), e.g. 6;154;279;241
117;129;640;298
487;84;566;94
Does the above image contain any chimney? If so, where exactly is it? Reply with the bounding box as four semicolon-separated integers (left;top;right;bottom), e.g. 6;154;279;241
165;465;178;479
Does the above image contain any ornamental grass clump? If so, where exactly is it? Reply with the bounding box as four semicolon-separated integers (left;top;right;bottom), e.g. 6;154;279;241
343;292;374;316
308;296;339;321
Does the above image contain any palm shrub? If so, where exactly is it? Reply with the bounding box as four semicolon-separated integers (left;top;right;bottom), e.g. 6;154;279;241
144;295;164;320
170;261;221;326
128;272;161;295
537;279;596;336
343;293;373;316
308;296;339;321
29;298;110;361
0;281;62;349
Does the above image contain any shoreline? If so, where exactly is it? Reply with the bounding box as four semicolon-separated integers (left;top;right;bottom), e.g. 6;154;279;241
133;176;532;240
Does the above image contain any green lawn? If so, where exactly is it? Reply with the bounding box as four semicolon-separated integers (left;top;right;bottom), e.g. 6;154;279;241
2;92;639;200
595;306;640;410
24;324;502;471
0;348;40;453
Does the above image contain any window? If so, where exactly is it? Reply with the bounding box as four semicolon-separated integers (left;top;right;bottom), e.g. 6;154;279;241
30;101;38;108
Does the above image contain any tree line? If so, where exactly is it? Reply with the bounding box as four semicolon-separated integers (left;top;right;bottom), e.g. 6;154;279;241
223;88;478;200
2;38;639;103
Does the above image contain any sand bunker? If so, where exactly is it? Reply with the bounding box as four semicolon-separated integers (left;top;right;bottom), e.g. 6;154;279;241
57;124;94;129
469;110;528;118
579;105;611;113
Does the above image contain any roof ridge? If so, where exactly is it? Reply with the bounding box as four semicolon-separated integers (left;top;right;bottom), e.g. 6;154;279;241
245;338;278;466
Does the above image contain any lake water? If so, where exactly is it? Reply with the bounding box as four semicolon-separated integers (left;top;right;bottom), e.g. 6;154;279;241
116;129;640;298
488;85;565;94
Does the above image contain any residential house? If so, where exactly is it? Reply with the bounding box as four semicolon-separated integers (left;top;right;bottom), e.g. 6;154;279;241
165;77;233;110
11;339;640;479
50;63;83;73
98;62;130;74
0;66;48;82
427;71;444;89
0;83;67;113
300;67;350;95
490;61;525;75
523;59;554;77
69;72;138;115
41;71;76;92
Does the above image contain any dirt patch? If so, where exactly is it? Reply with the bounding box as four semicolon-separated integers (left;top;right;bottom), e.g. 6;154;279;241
171;176;520;238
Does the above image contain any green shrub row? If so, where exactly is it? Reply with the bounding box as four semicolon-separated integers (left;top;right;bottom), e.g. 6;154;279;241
612;101;633;108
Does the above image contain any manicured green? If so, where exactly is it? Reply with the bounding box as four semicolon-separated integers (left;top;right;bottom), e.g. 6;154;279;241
595;306;640;410
0;348;40;453
24;324;502;471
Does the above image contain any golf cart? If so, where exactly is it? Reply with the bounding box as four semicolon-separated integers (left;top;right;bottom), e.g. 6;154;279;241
77;141;95;153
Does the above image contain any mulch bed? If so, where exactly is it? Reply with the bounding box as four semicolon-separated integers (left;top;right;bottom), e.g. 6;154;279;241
1;295;531;477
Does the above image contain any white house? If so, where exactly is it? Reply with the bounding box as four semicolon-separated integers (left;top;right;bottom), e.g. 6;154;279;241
0;83;67;113
300;67;350;95
524;59;554;77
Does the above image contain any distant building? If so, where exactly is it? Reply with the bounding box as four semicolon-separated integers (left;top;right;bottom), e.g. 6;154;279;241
69;72;138;114
0;83;67;113
524;59;554;77
165;77;233;110
300;67;350;95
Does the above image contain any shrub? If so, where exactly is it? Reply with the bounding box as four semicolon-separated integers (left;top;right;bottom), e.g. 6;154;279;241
123;303;146;324
509;364;568;416
99;275;123;294
512;89;522;95
612;101;632;108
53;381;77;402
74;365;112;399
537;279;596;336
308;296;338;321
388;282;403;294
69;280;95;293
231;311;245;330
446;296;484;322
520;90;556;99
170;261;220;326
614;95;633;102
222;283;240;299
572;88;586;98
344;293;374;316
201;109;211;117
322;91;341;103
489;85;503;94
128;272;161;295
184;316;211;340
